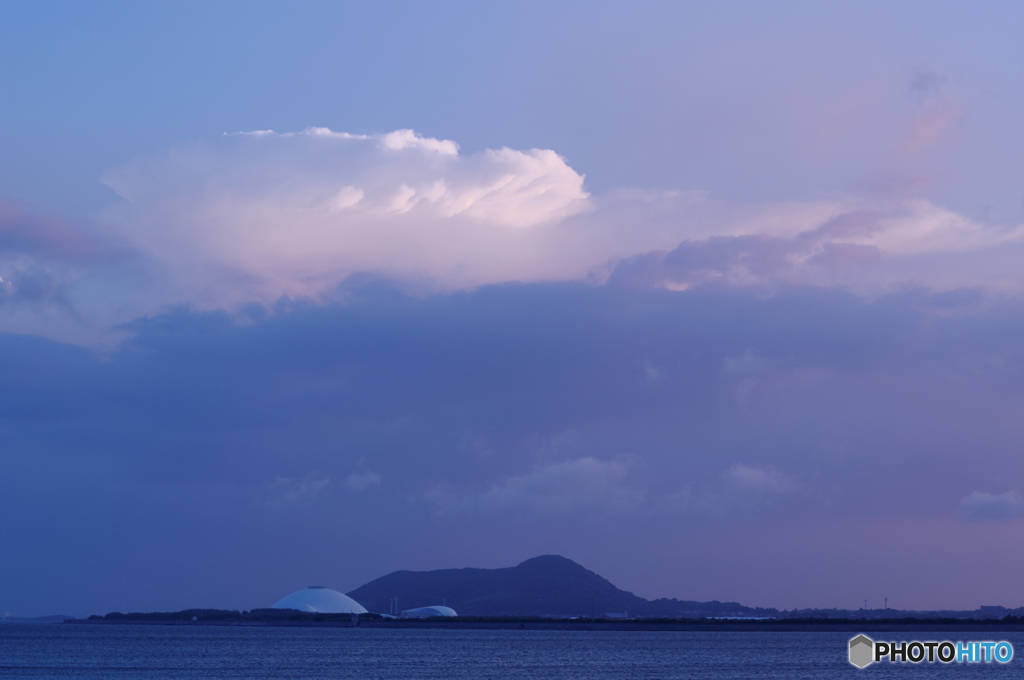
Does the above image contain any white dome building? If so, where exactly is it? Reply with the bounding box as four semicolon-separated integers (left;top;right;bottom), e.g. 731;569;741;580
272;586;368;614
401;605;458;618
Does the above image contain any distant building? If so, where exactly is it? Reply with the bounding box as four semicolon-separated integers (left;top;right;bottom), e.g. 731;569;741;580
272;586;368;614
401;605;457;618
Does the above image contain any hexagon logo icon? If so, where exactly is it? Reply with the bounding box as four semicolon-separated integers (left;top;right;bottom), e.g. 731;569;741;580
849;635;874;668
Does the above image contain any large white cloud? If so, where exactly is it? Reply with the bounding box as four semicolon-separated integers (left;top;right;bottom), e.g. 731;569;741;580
100;128;592;306
95;128;1024;313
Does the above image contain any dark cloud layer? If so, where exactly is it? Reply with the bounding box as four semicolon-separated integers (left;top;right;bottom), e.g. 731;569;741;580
1;0;1022;625
1;280;1021;616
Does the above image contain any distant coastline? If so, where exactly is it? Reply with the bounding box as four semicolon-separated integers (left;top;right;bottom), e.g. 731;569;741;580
14;555;1020;627
342;555;1023;622
62;611;1024;633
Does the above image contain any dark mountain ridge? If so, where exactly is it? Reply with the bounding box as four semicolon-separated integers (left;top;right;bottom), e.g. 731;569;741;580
347;554;774;618
64;555;1023;623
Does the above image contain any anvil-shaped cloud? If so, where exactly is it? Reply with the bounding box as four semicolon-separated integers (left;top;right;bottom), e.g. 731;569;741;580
100;128;591;305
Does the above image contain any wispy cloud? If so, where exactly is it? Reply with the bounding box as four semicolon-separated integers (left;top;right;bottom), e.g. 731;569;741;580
429;456;645;516
608;201;1023;293
959;491;1024;523
269;473;330;507
0;198;125;309
0;199;116;262
721;464;800;498
345;470;381;492
0;199;140;343
427;458;804;519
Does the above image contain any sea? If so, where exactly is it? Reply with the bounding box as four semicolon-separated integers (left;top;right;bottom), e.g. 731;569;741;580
1;624;1021;679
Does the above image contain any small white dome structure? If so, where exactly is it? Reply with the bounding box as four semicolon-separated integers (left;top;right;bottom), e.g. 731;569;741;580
272;586;368;614
401;605;458;618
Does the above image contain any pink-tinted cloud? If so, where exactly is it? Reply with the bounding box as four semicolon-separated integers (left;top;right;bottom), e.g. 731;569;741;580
0;199;113;262
91;128;1023;319
607;200;1023;293
100;128;591;306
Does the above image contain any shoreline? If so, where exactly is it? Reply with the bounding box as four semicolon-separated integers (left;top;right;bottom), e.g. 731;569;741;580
62;619;1024;633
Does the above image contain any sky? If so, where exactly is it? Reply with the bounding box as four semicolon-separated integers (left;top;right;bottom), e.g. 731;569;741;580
1;0;1022;617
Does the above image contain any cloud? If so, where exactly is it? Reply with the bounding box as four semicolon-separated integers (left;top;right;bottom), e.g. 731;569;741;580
959;491;1024;523
269;474;330;507
0;198;148;344
640;360;664;384
659;465;801;516
608;202;1024;293
1;279;1020;614
0;199;115;262
723;350;775;404
440;457;645;515
432;459;802;519
0;268;70;308
896;65;958;161
100;128;591;305
907;64;947;99
722;464;799;498
724;349;774;376
345;470;381;492
90;128;1023;322
0;199;121;309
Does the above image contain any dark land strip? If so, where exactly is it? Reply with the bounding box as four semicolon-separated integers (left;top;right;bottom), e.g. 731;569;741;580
64;615;1024;633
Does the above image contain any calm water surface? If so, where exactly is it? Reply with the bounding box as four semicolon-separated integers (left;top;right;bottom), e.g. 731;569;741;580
0;625;1020;679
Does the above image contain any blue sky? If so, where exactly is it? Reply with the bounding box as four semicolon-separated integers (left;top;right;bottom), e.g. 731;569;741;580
1;1;1022;617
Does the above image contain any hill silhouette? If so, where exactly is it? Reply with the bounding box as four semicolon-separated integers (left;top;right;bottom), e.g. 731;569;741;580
347;555;774;618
